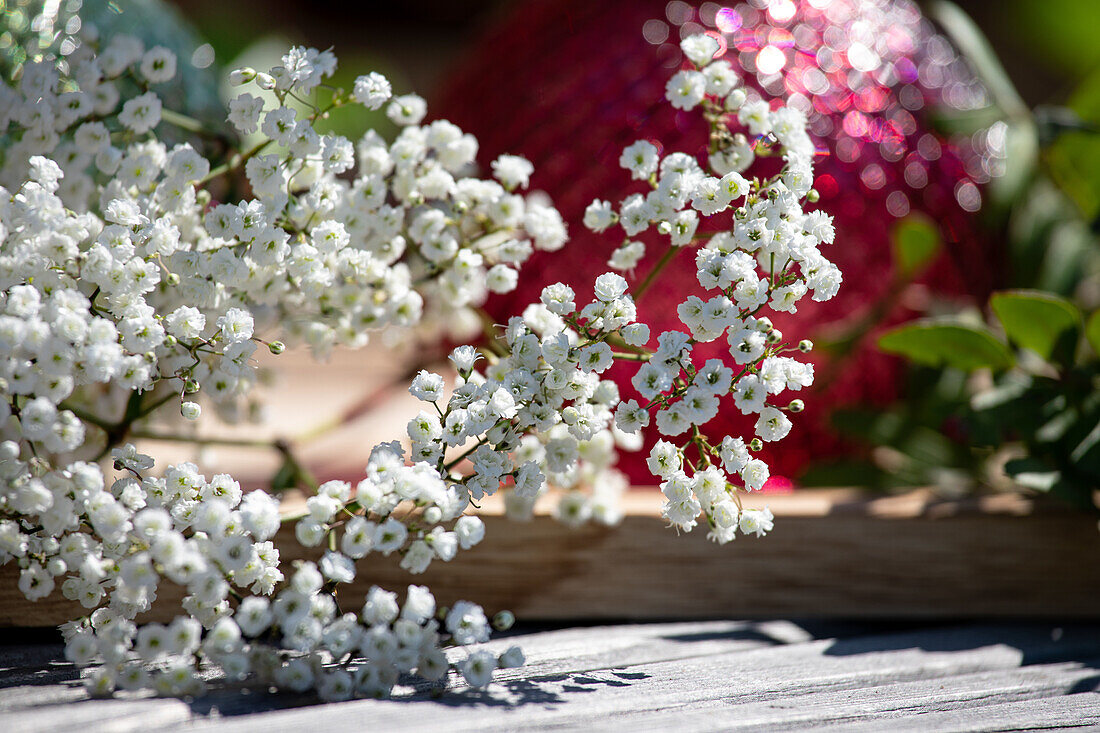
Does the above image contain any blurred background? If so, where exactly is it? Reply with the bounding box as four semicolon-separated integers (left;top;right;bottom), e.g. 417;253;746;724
167;0;1099;108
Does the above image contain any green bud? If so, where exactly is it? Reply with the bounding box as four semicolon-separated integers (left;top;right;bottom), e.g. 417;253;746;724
807;189;820;203
788;399;804;413
766;329;783;344
166;272;180;286
492;610;516;631
749;438;763;451
756;317;773;333
184;379;200;394
268;340;286;355
798;339;814;353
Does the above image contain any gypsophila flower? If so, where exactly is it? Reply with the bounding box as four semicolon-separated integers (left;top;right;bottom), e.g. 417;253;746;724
681;33;720;67
386;94;427;126
0;20;837;702
583;199;616;232
118;92;162;134
666;70;707;111
491;155;534;190
353;71;392;109
619;140;660;180
140;46;177;84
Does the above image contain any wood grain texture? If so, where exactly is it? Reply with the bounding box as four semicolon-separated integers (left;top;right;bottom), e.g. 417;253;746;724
2;489;1099;627
5;621;1094;732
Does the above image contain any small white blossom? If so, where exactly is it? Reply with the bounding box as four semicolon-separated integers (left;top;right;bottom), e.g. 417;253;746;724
353;72;392;109
681;34;721;67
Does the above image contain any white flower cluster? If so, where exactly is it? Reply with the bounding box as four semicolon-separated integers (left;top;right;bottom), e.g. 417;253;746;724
0;31;564;435
0;21;841;703
397;290;642;528
587;34;841;543
0;25;555;698
62;565;524;700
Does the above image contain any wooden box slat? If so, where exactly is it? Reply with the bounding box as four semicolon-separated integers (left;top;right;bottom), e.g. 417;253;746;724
3;489;1098;627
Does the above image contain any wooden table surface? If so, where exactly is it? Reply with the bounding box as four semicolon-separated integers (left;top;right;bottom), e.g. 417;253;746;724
4;620;1099;731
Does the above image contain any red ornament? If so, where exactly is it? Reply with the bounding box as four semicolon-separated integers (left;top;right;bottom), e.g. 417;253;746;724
433;0;1002;485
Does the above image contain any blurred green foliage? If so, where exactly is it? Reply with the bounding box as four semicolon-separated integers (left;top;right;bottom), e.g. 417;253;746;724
815;3;1100;509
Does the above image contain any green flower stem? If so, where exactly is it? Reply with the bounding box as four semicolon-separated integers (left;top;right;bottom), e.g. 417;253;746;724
199;139;273;186
631;245;683;303
159;108;233;143
610;351;650;361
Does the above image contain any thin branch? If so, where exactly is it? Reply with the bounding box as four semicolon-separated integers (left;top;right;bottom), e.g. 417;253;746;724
632;245;682;302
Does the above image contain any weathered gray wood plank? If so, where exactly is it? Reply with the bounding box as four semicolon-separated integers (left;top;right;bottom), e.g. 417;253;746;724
3;623;1099;732
494;662;1100;732
7;697;191;733
821;693;1100;732
174;624;1100;732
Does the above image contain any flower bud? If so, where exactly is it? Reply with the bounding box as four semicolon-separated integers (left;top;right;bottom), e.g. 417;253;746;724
798;339;814;353
181;402;201;420
756;317;773;333
229;67;257;85
422;506;443;524
749;438;763;451
766;329;782;344
268;340;286;355
725;89;747;111
184;379;201;394
806;189;820;203
492;610;515;631
788;399;804;413
166;272;180;286
255;72;276;90
0;440;20;461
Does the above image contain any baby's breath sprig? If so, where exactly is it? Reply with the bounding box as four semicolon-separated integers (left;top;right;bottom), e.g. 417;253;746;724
0;18;838;702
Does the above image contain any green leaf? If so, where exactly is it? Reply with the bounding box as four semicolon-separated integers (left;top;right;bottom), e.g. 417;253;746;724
891;214;942;277
1086;310;1100;356
930;2;1029;120
878;320;1014;372
1006;179;1091;294
1070;420;1100;474
269;458;296;493
989;119;1040;209
1003;457;1061;492
990;290;1082;365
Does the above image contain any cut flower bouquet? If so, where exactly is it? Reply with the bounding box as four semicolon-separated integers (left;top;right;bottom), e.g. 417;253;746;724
0;6;840;700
